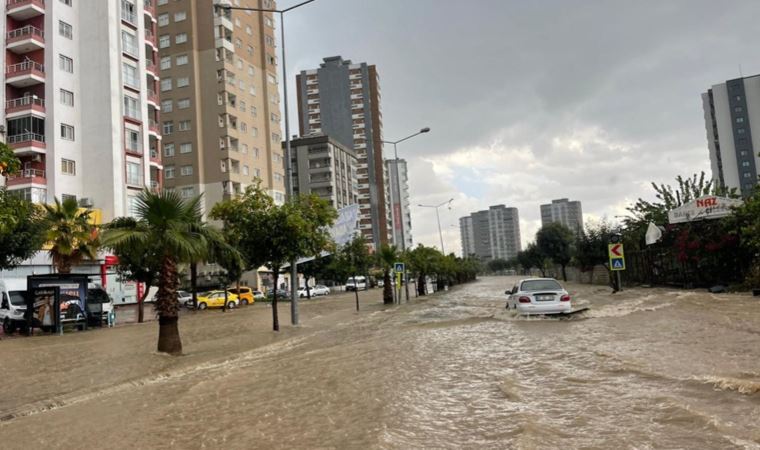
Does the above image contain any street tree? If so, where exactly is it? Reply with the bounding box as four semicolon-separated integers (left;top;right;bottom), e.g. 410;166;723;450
406;245;439;296
336;234;372;310
42;197;99;273
102;190;225;355
0;188;45;270
536;223;575;281
377;244;398;304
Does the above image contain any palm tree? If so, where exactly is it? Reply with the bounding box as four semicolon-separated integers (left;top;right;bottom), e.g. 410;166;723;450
377;244;398;305
102;190;232;355
43;197;99;273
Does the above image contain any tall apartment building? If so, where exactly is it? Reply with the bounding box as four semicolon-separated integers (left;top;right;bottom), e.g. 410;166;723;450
462;205;521;261
540;198;583;234
2;0;162;221
702;75;760;197
459;215;474;257
288;134;358;210
296;56;389;250
386;158;412;250
157;0;286;214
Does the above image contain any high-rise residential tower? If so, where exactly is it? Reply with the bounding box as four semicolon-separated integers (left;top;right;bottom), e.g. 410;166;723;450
540;198;583;234
386;158;412;249
2;0;163;221
157;0;286;214
461;205;521;261
288;134;358;210
702;75;760;197
296;56;389;250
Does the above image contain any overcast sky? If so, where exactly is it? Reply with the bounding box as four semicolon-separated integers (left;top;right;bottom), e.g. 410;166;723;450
279;0;760;255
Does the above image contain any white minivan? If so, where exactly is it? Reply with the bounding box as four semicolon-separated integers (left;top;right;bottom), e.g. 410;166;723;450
0;278;28;334
345;276;367;291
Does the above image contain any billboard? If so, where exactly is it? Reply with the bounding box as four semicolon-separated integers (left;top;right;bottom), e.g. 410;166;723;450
28;275;89;329
330;204;360;246
25;287;60;334
667;196;743;224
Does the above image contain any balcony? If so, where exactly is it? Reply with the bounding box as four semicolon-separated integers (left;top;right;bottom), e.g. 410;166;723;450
6;25;45;54
149;180;160;192
5;168;45;187
6;61;45;87
214;14;233;31
215;38;234;53
144;28;156;48
5;96;45;118
148;119;160;138
145;59;157;77
143;0;155;18
8;133;46;156
147;89;159;107
6;0;44;20
149;149;161;165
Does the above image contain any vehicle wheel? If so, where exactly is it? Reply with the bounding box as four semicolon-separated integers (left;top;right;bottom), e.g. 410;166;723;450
3;318;16;334
227;302;236;309
241;299;249;306
198;302;207;310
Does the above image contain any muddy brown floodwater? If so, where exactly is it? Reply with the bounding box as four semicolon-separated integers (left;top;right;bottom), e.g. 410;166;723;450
1;276;760;449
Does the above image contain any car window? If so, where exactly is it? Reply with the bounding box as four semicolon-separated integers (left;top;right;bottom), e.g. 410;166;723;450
10;291;26;306
521;280;562;291
87;289;111;304
1;292;9;309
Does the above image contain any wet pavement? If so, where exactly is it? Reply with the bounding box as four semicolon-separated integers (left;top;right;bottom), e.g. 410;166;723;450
1;277;759;449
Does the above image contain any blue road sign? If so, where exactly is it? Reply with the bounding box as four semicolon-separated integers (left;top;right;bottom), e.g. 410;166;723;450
610;258;625;270
394;262;405;273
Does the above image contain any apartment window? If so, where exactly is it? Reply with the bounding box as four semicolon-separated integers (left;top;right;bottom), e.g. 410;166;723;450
181;187;194;198
176;77;189;88
235;38;242;48
125;128;141;152
251;127;258;137
272;132;281;142
175;33;188;44
254;147;260;159
240;100;246;112
220;160;227;172
126;162;142;185
743;172;752;178
180;165;193;176
274;173;283;183
157;0;167;5
59;54;74;73
265;35;275;47
159;35;170;48
247;45;254;56
165;166;175;178
236;58;243;69
61;159;76;175
742;161;751;167
59;20;73;39
736;117;745;123
61;124;75;140
160;78;172;91
179;143;192;154
255;168;261;178
267;73;277;84
178;120;191;131
60;0;72;5
123;95;140;119
60;89;74;106
271;113;279;123
176;54;188;66
740;150;749;157
164;143;175;157
160;56;171;70
174;11;186;22
250;106;257;116
248;65;255;76
265;17;273;27
163;121;173;135
177;98;190;109
241;144;248;154
161;99;173;112
246;26;252;35
121;31;138;56
158;13;169;26
240;122;247;132
122;62;139;88
735;106;744;113
738;128;746;134
238;80;245;90
243;165;249;176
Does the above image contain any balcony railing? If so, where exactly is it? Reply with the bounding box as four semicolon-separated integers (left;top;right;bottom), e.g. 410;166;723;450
144;28;155;43
6;96;45;109
6;60;44;75
143;0;155;15
6;0;45;10
147;89;158;103
7;168;45;181
7;25;44;41
148;119;159;133
146;60;156;73
149;180;159;191
8;132;45;144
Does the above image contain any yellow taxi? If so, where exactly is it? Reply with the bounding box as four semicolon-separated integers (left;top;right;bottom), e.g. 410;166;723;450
196;291;239;310
227;287;255;305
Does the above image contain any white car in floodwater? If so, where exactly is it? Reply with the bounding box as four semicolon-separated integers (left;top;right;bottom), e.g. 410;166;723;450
506;278;572;315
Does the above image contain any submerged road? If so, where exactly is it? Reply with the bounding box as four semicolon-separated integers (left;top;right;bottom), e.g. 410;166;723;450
1;276;759;449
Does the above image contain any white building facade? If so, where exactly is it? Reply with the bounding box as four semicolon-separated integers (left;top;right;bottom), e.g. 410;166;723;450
2;0;162;221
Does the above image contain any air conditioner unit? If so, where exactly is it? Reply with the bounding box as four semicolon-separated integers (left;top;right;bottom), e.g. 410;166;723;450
79;197;94;208
32;154;42;162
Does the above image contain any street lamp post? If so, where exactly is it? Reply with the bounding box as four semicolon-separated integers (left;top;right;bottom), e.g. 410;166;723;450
216;0;316;326
418;198;454;254
382;127;430;303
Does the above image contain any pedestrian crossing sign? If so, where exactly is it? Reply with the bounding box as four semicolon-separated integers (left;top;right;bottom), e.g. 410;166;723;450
610;257;625;271
394;262;405;273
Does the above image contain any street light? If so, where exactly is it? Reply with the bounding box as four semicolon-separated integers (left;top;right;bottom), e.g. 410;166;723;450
418;198;453;254
382;127;430;303
216;0;316;326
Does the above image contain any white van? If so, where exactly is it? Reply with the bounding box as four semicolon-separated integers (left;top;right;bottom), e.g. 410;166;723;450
345;276;367;292
87;283;114;326
0;278;28;334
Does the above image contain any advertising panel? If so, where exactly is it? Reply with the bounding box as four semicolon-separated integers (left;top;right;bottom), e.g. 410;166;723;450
27;275;89;329
25;287;60;334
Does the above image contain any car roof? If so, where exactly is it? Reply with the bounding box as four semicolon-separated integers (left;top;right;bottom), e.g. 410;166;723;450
518;278;559;283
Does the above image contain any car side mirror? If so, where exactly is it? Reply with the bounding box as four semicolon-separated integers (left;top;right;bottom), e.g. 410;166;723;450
505;290;510;295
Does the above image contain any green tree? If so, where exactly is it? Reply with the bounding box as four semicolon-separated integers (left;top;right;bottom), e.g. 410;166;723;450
574;221;621;272
376;244;398;304
335;235;372;310
536;223;575;281
487;258;509;273
42;197;99;273
0;188;45;270
0;142;21;177
104;217;161;323
211;185;336;330
519;243;546;277
406;245;440;296
102;190;226;355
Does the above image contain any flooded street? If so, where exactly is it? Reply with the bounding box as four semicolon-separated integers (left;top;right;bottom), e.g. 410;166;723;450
1;276;760;449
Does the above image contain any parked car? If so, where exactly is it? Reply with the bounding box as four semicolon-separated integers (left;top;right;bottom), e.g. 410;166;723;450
297;285;330;298
178;291;193;308
228;287;255;305
266;289;290;300
345;276;367;292
85;285;114;327
252;290;265;301
505;278;571;315
0;278;27;334
195;291;239;310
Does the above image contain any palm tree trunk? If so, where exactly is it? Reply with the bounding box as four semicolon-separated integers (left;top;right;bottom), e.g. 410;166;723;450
190;262;198;308
156;255;182;355
138;281;150;323
305;276;311;300
272;268;280;331
383;269;393;304
418;274;426;296
353;275;359;311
